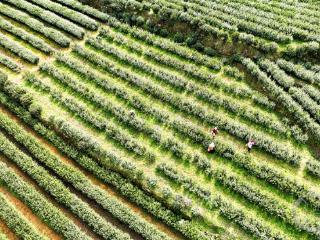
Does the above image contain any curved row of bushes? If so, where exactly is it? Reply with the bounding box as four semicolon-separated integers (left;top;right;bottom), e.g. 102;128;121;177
0;2;70;47
0;17;53;54
0;192;46;240
28;0;98;30
277;59;320;85
0;54;21;72
240;57;320;142
0;32;39;64
3;0;85;39
54;0;109;21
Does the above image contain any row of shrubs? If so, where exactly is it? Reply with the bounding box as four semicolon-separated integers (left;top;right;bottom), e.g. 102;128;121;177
0;17;53;54
28;0;98;30
0;161;89;240
302;84;320;105
0;32;39;64
0;192;46;240
0;115;132;240
156;163;286;240
289;87;320;123
54;0;110;22
99;28;222;81
4;0;85;39
277;59;320;85
0;101;170;240
50;109;221;240
0;75;218;240
88;37;289;137
0;54;21;72
158;157;320;238
104;0;285;54
258;58;295;89
0;2;70;47
240;57;320;142
76;43;302;166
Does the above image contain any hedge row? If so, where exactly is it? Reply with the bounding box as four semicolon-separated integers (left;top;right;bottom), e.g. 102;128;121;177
0;3;70;47
0;192;46;240
75;44;302;166
27;70;156;163
0;161;89;240
28;0;98;30
240;57;320;141
277;59;320;85
0;17;53;54
0;32;38;64
88;37;288;136
0;124;131;240
0;54;21;72
258;58;295;89
54;0;110;21
156;163;286;240
0;92;218;240
284;41;319;58
53;53;320;210
289;87;320;123
3;0;85;39
0;104;171;240
302;84;320;105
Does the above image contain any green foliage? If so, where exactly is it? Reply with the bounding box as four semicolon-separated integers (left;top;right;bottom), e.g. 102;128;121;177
3;0;85;39
0;2;70;47
27;0;99;30
0;54;21;72
0;17;53;54
0;32;39;64
0;162;89;240
0;192;46;240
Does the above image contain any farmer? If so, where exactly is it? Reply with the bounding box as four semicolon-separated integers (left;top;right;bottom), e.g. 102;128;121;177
247;139;255;152
207;142;215;153
210;127;219;138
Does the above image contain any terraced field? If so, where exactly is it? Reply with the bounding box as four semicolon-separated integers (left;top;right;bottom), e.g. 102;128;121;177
0;0;319;239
